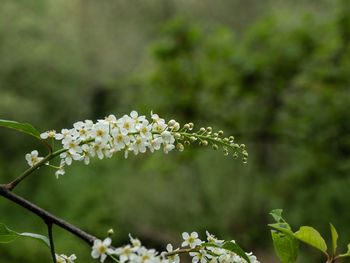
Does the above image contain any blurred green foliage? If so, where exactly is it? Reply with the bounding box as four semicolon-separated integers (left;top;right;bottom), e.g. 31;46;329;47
0;0;349;262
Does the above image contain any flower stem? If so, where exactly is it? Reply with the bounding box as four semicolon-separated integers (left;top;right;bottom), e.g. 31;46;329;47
6;148;66;191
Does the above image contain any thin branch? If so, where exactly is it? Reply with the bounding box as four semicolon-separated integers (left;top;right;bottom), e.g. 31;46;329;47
46;222;57;263
0;184;96;245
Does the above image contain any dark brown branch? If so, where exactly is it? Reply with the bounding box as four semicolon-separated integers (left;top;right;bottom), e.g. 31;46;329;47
0;184;96;246
46;222;57;263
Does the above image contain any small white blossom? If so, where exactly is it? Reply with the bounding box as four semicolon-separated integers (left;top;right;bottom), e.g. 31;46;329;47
91;238;114;263
40;130;57;139
57;253;77;263
164;244;180;263
181;232;202;248
25;150;43;167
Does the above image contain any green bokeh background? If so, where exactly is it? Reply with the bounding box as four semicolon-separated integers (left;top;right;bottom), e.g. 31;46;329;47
1;0;350;262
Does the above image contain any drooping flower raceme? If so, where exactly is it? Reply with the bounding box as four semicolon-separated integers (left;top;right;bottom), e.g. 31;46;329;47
94;231;259;263
26;111;248;178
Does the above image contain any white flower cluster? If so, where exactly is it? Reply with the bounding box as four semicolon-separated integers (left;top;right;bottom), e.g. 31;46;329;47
25;111;247;178
90;232;259;263
41;111;181;178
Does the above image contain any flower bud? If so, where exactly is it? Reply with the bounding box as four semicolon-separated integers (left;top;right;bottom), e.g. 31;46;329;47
107;229;114;237
212;144;219;150
243;157;248;163
240;144;246;149
168;120;176;127
233;153;238;159
206;127;212;132
229;136;234;141
243;151;248;157
223;148;229;156
190;136;197;142
218;130;223;136
202;140;208;146
213;133;219;138
184;141;190;146
189;122;194;130
175;133;181;139
173;123;180;131
176;143;184;152
199;127;206;133
184;124;190;130
223;138;229;143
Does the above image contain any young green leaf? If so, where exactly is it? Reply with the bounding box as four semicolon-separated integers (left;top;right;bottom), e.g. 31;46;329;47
0;223;19;243
269;223;293;234
271;230;299;263
294;226;327;253
339;244;350;258
330;223;338;256
270;209;284;223
202;241;251;263
0;119;41;139
19;232;50;248
0;223;50;248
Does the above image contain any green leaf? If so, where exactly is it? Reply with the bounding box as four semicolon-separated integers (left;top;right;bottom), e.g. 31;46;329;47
0;119;41;139
269;223;293;234
19;232;50;248
330;223;338;256
0;223;49;248
270;209;284;223
202;241;251;263
0;223;19;243
271;230;299;263
339;244;350;258
294;226;327;253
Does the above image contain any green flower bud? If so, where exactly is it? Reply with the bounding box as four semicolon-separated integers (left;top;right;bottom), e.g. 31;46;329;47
212;144;219;150
107;229;114;236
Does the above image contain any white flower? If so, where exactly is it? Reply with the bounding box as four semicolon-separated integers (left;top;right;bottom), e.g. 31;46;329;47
118;115;136;135
114;245;133;263
163;143;175;154
131;136;148;155
25;150;43;167
190;249;207;263
246;252;260;263
161;131;175;144
148;137;162;153
164;244;180;263
181;232;202;248
138;247;158;263
91;238;114;263
131;110;146;128
60;151;81;166
63;137;82;155
40;130;57;139
129;234;142;249
55;160;66;179
92;122;110;143
206;231;224;244
55;253;77;263
138;121;152;139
